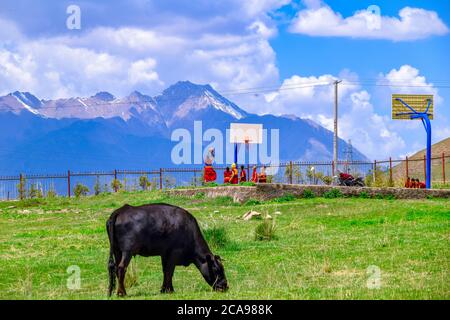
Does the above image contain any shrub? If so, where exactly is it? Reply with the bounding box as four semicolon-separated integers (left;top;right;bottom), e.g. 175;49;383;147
94;176;101;195
272;193;295;203
240;181;256;186
359;191;369;199
323;188;343;199
203;226;229;249
194;192;205;199
139;175;150;190
303;189;315;199
255;218;277;241
384;193;396;200
17;177;27;200
214;196;234;205
111;179;123;192
245;199;261;206
321;175;333;185
74;183;89;197
46;189;57;198
203;182;219;187
28;184;43;199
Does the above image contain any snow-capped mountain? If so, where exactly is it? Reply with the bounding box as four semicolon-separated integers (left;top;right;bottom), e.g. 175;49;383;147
0;81;368;173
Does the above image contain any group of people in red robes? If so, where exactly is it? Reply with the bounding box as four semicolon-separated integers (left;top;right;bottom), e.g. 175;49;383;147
222;164;267;184
202;146;270;184
404;177;426;189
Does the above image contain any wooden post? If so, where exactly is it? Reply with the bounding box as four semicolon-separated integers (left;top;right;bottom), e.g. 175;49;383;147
443;152;446;184
389;157;393;186
405;156;409;180
159;168;163;190
423;154;426;182
67;170;71;198
289;161;293;184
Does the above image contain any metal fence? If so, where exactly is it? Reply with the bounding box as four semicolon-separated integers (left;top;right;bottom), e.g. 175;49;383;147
0;153;448;200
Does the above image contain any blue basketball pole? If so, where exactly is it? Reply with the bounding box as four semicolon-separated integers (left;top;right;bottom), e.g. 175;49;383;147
395;98;432;189
234;143;238;165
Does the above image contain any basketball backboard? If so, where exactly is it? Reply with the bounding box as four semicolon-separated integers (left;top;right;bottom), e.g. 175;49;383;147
229;123;263;144
392;94;433;120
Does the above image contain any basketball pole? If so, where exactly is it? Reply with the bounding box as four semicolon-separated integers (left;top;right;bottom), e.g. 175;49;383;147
395;97;432;189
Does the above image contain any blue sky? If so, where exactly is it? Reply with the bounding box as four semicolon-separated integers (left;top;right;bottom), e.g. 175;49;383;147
0;0;449;160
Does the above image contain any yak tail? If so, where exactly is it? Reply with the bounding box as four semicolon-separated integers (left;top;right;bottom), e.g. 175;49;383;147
106;218;116;297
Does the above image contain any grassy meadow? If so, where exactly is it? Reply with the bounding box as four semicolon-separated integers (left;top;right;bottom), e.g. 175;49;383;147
0;190;449;300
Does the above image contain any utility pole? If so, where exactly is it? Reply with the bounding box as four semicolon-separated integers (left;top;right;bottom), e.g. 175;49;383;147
333;80;342;171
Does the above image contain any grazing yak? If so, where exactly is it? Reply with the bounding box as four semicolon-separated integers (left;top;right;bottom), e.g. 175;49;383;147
106;203;228;296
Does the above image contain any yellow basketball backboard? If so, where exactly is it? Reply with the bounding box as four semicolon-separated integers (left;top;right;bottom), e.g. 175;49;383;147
392;94;433;120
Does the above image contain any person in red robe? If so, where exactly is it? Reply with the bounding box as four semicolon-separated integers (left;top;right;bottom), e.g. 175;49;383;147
223;167;231;184
229;163;239;184
251;166;258;183
258;166;267;183
419;180;426;189
239;165;247;183
405;177;411;188
203;147;217;183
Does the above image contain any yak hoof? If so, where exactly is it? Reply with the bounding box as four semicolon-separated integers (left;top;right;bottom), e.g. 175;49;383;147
160;287;174;294
117;290;127;297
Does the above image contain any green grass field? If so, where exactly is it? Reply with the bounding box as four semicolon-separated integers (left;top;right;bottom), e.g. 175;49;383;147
0;190;449;300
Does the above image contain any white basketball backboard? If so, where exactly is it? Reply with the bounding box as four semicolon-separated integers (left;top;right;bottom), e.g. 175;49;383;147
229;123;263;144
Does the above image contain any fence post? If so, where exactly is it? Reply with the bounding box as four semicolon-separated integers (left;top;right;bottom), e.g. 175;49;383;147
405;156;409;180
389;157;393;186
443;152;446;184
373;160;376;184
423;154;426;182
159;168;163;190
19;173;23;200
67;170;71;198
247;164;250;182
193;169;197;187
332;160;335;177
289;161;293;184
114;169;118;192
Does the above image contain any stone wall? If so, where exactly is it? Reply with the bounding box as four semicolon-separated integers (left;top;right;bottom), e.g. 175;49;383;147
167;184;450;203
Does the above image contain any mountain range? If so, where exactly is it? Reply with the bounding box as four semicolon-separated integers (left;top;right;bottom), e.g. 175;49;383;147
0;81;368;174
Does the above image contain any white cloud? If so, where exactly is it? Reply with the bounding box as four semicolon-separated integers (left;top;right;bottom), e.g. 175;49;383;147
254;63;448;160
0;15;279;99
289;5;448;41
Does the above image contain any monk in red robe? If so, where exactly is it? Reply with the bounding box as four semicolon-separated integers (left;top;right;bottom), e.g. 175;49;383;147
258;166;267;183
203;147;217;183
230;163;239;184
251;166;258;183
239;165;247;183
405;177;411;188
223;167;231;184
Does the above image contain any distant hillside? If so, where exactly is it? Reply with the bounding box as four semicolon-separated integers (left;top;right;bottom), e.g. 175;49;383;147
393;137;450;181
